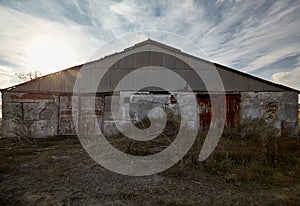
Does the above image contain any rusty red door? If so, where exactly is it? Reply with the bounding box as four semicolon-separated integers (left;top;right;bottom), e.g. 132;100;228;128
197;94;240;130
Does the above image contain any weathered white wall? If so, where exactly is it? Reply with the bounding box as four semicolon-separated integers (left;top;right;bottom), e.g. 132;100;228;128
1;91;298;138
101;92;197;137
101;92;176;137
1;92;59;138
241;92;298;136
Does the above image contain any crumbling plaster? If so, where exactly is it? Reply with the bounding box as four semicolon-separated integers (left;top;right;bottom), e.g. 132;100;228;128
1;92;59;138
241;91;298;136
1;91;298;138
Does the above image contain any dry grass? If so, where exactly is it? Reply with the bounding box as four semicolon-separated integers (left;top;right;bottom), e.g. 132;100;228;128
180;119;300;187
1;121;299;205
107;118;300;187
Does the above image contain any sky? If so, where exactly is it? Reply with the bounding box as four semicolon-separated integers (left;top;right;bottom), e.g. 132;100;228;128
0;0;300;97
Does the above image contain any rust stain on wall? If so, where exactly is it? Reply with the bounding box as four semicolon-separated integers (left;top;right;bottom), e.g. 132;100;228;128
226;95;241;128
197;95;211;130
11;93;54;100
197;94;240;130
298;104;300;131
59;96;78;136
265;102;278;120
58;96;104;136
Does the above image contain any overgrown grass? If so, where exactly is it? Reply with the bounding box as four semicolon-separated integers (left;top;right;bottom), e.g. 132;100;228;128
1;117;299;188
109;117;300;186
0;136;80;174
173;119;300;186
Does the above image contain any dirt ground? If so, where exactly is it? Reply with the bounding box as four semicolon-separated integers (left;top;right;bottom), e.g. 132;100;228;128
0;137;299;206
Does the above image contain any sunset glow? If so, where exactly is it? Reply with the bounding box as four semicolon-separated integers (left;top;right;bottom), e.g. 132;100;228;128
25;35;78;74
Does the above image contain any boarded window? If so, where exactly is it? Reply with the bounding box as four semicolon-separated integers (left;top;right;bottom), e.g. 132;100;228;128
104;96;119;112
265;102;278;120
59;96;78;136
124;97;130;104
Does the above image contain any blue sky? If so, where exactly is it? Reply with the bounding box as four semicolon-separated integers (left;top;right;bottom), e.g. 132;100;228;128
0;0;299;94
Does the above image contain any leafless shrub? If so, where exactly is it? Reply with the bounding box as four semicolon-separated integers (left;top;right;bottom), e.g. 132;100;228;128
11;120;36;144
15;70;42;82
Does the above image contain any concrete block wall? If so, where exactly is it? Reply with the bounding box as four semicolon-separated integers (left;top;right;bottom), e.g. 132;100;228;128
298;104;300;132
102;92;224;137
241;92;298;136
1;91;298;138
1;92;59;138
101;92;175;137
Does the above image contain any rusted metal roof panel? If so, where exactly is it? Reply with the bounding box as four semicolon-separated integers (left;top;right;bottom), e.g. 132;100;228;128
215;66;291;92
5;67;80;93
214;63;295;92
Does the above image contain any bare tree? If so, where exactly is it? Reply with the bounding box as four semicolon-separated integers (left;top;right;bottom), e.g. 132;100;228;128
15;70;42;82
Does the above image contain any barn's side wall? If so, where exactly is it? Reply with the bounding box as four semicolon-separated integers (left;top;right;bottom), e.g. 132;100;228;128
1;91;59;138
298;104;300;132
1;91;104;138
241;92;298;136
102;91;299;137
1;91;298;138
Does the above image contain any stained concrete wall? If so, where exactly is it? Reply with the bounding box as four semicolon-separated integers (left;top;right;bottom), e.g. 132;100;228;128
298;104;300;132
102;92;179;137
102;91;298;137
241;92;298;136
1;91;298;138
1;92;59;138
101;91;199;137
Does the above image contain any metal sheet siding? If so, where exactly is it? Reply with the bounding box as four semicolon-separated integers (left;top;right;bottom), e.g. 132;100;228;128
6;40;295;93
234;73;250;91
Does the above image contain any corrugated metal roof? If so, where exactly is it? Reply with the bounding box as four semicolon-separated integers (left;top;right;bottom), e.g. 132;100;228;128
1;39;299;94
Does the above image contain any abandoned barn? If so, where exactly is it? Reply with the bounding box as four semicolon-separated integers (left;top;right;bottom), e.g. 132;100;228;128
1;39;299;138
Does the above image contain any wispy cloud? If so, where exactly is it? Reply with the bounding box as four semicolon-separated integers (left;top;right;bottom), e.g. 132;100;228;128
0;4;100;88
272;55;300;90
